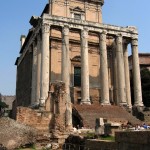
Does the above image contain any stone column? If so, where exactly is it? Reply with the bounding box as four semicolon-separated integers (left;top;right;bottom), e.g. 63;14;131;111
31;42;37;105
35;34;41;105
123;41;132;107
81;28;91;104
62;25;72;128
40;23;50;106
49;0;52;15
100;31;110;105
113;45;119;105
116;35;127;105
131;38;143;106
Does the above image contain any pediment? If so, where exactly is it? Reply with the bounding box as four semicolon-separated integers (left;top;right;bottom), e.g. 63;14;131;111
71;6;84;13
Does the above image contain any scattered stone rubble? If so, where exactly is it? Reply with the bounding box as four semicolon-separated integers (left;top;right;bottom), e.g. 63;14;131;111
0;117;37;150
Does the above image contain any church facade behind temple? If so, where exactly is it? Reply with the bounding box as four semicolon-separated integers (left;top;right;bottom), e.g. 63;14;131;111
15;0;144;109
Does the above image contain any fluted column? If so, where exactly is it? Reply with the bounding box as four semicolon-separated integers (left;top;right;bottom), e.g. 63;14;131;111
100;31;110;105
123;41;132;107
131;38;143;106
36;34;41;105
81;28;91;104
116;35;127;105
62;25;72;128
40;23;50;106
31;42;37;105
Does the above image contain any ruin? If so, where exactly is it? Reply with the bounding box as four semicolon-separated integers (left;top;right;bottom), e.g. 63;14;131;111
14;0;145;147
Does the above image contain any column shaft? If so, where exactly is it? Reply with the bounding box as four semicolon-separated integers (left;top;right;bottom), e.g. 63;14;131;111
131;39;143;106
100;31;110;105
116;35;127;105
40;23;50;106
62;26;72;127
31;43;37;105
81;29;90;104
36;35;41;105
123;42;132;107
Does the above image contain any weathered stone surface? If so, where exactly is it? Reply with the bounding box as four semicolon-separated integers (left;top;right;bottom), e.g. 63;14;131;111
0;117;37;150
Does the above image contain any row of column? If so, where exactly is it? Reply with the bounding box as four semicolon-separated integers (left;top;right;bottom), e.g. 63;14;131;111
31;23;143;107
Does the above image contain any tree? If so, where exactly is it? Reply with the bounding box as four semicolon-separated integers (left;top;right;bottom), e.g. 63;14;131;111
0;94;8;117
130;68;150;107
141;68;150;107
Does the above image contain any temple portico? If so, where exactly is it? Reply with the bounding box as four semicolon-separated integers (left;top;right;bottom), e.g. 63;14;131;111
16;14;143;108
14;0;146;135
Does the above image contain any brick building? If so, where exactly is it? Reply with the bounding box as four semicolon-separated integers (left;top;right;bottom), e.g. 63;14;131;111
15;0;144;129
129;53;150;71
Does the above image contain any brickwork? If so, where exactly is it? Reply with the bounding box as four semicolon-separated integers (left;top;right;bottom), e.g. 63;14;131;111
85;139;117;150
116;131;150;150
129;53;150;70
73;105;141;128
16;50;33;106
16;107;53;133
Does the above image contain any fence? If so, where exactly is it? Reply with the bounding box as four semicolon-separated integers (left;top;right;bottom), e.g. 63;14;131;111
63;143;90;150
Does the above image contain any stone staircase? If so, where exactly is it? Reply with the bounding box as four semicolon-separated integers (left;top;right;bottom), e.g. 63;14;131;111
73;104;142;128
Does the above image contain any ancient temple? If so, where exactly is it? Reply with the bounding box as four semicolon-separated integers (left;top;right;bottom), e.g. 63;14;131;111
15;0;143;114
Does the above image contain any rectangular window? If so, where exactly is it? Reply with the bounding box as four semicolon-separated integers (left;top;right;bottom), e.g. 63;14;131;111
74;67;81;87
74;13;81;20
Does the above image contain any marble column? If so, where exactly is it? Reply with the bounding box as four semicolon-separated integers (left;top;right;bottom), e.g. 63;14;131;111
131;38;143;106
123;41;132;107
62;25;72;128
31;42;37;105
49;0;52;15
116;35;127;105
40;23;50;106
100;31;110;105
80;28;91;104
35;34;41;105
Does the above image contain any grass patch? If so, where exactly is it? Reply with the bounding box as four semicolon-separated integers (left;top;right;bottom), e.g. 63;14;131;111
99;135;115;141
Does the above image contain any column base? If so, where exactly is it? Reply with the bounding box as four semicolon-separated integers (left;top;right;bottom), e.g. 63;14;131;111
39;97;45;107
101;102;111;106
80;99;91;105
119;102;127;107
134;102;144;107
29;102;40;109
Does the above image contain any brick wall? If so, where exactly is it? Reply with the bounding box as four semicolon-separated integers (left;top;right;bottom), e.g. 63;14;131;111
16;107;53;133
16;50;33;107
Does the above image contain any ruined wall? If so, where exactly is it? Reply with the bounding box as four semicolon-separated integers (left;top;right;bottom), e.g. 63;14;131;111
16;107;53;132
85;131;150;150
16;50;33;106
116;131;150;150
85;139;117;150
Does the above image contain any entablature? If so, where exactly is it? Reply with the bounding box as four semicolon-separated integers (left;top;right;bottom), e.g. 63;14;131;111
42;14;138;39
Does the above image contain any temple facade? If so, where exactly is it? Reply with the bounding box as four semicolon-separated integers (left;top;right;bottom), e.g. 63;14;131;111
15;0;143;109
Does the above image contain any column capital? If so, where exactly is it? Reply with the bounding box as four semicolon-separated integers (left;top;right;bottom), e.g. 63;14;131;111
123;38;130;45
100;31;106;42
131;38;138;46
62;25;69;36
42;23;50;33
116;34;123;45
81;28;88;39
101;30;107;35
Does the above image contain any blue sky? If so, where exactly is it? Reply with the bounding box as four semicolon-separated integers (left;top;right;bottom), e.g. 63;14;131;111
0;0;149;95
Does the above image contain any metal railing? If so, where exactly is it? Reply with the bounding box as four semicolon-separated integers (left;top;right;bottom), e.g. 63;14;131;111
63;143;90;150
